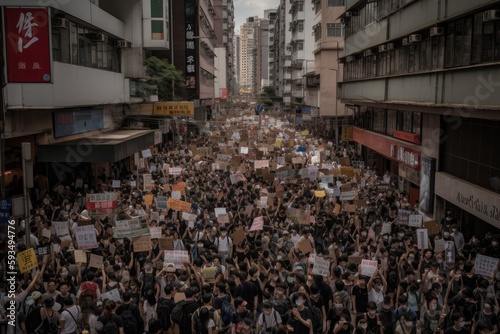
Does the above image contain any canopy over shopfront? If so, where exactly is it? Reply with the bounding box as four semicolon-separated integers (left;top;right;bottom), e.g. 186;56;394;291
37;130;155;163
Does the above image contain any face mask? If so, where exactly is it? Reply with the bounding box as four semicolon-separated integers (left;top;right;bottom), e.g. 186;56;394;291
264;310;272;315
287;277;294;283
335;303;343;309
484;303;491;309
295;299;304;306
492;241;498;246
459;265;464;270
429;304;437;310
361;324;368;330
458;321;465;328
437;259;443;263
221;232;227;236
452;229;457;233
443;232;450;237
406;321;413;327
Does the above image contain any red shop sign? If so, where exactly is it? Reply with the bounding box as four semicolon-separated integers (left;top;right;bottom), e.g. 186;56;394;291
393;130;420;144
4;7;51;83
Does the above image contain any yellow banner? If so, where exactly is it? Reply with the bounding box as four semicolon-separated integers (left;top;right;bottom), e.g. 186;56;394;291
153;102;194;116
301;130;309;136
341;126;353;141
18;248;38;273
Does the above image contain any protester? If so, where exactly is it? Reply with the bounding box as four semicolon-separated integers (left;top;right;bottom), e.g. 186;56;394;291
7;110;500;334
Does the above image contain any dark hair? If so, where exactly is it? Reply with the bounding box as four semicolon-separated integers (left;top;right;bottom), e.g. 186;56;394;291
122;291;131;302
199;307;211;330
164;285;174;295
103;300;116;319
202;293;213;304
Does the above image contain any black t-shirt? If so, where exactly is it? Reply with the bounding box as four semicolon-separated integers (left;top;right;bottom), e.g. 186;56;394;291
444;327;469;334
473;311;499;332
289;307;312;334
352;285;368;313
231;309;251;325
234;280;258;311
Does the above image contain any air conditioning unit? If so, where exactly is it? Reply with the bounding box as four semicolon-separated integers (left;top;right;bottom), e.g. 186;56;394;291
483;10;500;22
345;11;353;18
386;42;394;50
52;18;69;29
402;38;409;46
430;27;444;36
378;44;387;52
92;33;107;43
364;49;373;57
409;34;421;43
114;40;128;48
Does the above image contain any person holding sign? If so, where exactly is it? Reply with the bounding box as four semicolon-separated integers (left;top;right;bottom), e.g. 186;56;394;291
367;269;387;311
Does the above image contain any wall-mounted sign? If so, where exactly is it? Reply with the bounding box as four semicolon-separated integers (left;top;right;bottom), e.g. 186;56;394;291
53;109;104;138
397;146;420;170
393;130;420;144
185;0;197;90
153;102;194;116
419;157;436;213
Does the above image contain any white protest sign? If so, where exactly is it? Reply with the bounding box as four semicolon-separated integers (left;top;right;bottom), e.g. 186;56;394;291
240;147;248;154
416;229;428;249
381;222;392;235
101;289;121;302
474;254;499;278
182;212;197;221
143;174;152;191
168;167;183;176
52;221;69;237
434;239;445;253
214;208;227;217
142;149;152;158
171;191;181;199
249;216;264;231
163;250;190;269
313;257;330;277
74;225;98;249
150;227;163;239
157;196;168;209
339;190;356;201
360;259;378;277
112;180;121;188
409;215;423;227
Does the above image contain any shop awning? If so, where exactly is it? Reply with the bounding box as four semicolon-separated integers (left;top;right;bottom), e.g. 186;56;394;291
37;129;155;163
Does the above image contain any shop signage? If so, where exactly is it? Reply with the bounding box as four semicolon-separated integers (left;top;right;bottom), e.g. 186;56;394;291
435;172;500;229
397;146;420;170
398;164;420;185
153;102;194;116
185;0;197;89
393;130;420;144
419;157;436;213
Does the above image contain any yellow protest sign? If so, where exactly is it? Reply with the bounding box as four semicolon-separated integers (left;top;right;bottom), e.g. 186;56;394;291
314;190;326;198
301;130;309;136
275;139;282;147
17;248;37;273
167;198;192;213
144;194;154;206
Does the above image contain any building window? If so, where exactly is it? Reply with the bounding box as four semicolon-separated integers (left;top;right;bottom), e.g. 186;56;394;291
328;0;345;6
327;23;342;37
298;22;304;32
151;0;163;18
298;41;304;50
298;2;304;12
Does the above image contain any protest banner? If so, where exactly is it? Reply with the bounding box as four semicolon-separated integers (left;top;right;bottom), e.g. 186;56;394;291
313;257;330;277
168;167;183;176
101;289;121;302
17;248;37;274
37;245;50;256
52;221;69;237
381;222;392;235
250;216;264;231
409;215;423;227
423;220;440;235
74;249;87;264
89;254;103;269
298;239;314;254
417;229;429;249
434;239;445;253
143;174;152;191
167;198;192;213
172;182;186;195
158;237;174;251
339;190;356;201
163;250;190;269
202;267;218;283
397;209;412;225
214;208;227;217
133;235;152;253
361;259;378;277
74;225;98;249
114;218;149;239
156;196;168;210
150;227;163;239
474;254;499;278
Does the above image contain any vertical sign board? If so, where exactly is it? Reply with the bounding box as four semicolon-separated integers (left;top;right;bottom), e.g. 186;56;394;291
4;7;52;83
420;157;436;213
185;0;197;89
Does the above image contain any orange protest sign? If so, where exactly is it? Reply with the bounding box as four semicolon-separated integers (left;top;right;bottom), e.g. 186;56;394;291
172;182;186;195
144;194;154;206
167;198;192;213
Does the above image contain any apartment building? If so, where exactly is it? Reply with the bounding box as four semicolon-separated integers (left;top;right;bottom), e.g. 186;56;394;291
339;0;500;234
213;0;236;99
239;17;260;94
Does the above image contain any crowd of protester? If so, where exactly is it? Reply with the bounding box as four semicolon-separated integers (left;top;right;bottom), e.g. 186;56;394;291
1;110;500;334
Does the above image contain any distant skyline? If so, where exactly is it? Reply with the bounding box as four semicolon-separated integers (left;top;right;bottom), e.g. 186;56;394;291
234;0;280;33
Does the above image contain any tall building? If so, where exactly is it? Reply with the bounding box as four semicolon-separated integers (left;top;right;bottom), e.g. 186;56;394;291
339;0;500;234
302;0;346;139
289;0;315;112
234;34;240;90
239;17;260;94
214;0;236;99
261;9;277;89
272;0;293;111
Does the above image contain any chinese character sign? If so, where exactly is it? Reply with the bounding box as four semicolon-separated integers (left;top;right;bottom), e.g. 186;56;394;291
185;0;197;89
5;7;51;83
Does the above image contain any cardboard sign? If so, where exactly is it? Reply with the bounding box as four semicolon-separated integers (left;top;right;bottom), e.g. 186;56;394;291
150;227;163;239
41;228;52;239
158;237;174;251
339;190;356;201
202;267;217;283
232;227;246;245
333;204;341;215
167;198;192;213
423;220;440;235
240;147;249;154
217;214;230;224
74;249;87;264
474;254;499;278
338;156;351;166
133;235;152;253
163;250;190;269
409;215;423;227
101;289;121;302
17;248;37;274
348;255;363;265
37;245;50;256
314;190;326;198
182;212;197;221
298;239;314;254
254;160;270;169
171;191;181;199
397;209;412;225
230;172;247;184
214;208;227;217
360;259;378;277
172;182;186;195
381;222;392;235
416;229;429;249
250;216;264;231
114;218;149;239
52;221;70;237
287;208;310;225
434;239;445;253
313;257;330;277
174;292;186;303
445;241;456;264
344;204;357;213
74;225;98;249
89;254;103;269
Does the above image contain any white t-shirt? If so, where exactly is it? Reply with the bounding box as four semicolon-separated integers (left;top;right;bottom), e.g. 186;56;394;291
60;305;81;334
258;310;282;330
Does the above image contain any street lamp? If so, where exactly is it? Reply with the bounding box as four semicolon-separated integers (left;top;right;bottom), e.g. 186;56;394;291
329;68;339;146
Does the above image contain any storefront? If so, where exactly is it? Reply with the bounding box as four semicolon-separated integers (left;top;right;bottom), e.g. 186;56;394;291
352;127;421;204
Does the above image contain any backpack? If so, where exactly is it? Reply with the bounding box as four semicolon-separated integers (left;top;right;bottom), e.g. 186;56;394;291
119;304;138;334
216;295;234;327
309;305;323;334
157;298;175;330
80;281;98;311
261;310;278;334
193;306;217;334
171;300;196;328
25;305;42;334
97;315;119;334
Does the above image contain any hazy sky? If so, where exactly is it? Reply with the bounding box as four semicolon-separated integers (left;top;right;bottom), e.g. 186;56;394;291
233;0;280;33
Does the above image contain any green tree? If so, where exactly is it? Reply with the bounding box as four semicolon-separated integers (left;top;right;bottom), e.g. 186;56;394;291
143;56;185;101
258;85;276;106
